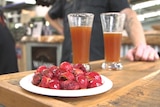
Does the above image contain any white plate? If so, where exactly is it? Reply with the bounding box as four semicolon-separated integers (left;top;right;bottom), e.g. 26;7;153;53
19;73;113;97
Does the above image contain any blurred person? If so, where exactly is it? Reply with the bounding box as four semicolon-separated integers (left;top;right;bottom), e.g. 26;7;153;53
45;0;159;63
0;9;18;75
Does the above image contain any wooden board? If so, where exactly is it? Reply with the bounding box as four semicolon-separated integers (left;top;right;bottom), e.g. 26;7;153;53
0;59;160;107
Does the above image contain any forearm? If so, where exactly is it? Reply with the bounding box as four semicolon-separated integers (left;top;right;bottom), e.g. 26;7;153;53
121;8;146;47
45;13;64;35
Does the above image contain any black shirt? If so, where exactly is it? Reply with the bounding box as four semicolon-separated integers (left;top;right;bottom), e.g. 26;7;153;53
48;0;130;62
0;11;18;74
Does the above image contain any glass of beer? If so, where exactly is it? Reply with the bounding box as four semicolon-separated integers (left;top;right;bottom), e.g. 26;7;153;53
100;13;125;70
68;13;94;70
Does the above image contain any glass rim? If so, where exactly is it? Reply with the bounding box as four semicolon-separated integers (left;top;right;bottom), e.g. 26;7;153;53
68;13;94;17
100;12;125;16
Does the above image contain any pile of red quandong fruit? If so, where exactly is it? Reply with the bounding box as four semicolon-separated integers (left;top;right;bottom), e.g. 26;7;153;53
32;62;102;90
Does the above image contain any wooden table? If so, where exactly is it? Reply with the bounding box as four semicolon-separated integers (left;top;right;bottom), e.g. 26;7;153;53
0;59;160;107
122;35;160;45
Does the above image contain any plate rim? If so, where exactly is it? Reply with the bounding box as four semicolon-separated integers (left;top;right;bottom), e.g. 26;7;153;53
19;73;113;97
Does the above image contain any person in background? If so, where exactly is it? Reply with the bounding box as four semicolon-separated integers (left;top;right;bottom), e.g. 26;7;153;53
45;0;159;63
0;9;18;75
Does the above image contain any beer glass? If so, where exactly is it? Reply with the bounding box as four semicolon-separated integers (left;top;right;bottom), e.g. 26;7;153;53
68;13;94;70
100;13;125;70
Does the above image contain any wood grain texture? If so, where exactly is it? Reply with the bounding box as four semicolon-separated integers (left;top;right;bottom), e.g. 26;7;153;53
0;58;160;107
122;35;160;45
20;35;64;43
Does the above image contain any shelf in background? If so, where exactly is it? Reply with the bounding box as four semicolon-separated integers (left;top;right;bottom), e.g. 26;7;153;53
2;2;35;12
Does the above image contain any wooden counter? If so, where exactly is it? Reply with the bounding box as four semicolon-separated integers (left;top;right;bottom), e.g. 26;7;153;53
122;31;160;45
0;58;160;107
20;35;64;43
122;35;160;45
121;34;160;57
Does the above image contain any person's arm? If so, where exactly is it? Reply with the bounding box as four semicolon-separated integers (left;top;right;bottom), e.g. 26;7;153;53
45;13;64;35
121;8;146;46
121;8;159;61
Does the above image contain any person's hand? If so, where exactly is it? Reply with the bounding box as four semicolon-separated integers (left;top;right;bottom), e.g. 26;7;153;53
126;44;159;61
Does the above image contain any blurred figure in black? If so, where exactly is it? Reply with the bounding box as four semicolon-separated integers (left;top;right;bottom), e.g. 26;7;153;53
35;0;56;6
44;0;159;62
0;9;18;75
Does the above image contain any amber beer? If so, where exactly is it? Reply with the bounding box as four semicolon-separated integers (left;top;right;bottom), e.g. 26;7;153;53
70;26;91;64
68;13;94;66
101;12;125;70
103;32;122;63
